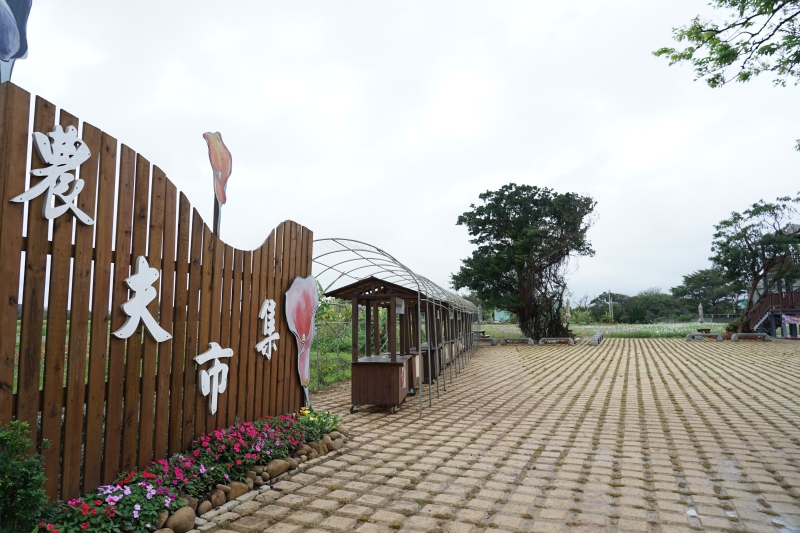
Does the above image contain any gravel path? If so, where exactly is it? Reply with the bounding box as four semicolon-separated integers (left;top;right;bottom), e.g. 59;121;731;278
201;339;800;532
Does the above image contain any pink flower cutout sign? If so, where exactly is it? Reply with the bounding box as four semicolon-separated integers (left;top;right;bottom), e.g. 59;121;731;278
285;276;318;407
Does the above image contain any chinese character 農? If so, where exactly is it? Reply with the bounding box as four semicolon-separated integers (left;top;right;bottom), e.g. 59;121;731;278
255;298;280;359
112;256;172;342
195;342;234;415
11;125;94;225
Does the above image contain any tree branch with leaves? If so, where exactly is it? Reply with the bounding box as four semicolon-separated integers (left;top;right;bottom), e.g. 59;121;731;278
655;0;800;149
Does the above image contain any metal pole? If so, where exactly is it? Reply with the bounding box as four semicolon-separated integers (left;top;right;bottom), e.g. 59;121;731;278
425;299;436;403
213;197;221;237
437;303;445;393
417;296;423;418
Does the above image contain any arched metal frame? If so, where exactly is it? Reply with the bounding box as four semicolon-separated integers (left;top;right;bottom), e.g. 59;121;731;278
312;238;478;416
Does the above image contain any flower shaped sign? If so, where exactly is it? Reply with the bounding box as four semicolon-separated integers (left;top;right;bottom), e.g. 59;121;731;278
202;132;232;205
285;276;318;407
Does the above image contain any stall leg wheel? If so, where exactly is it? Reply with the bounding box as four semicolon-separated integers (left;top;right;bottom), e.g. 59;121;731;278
350;405;360;414
390;405;400;414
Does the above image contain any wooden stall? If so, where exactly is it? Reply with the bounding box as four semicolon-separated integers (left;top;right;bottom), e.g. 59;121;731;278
326;277;420;413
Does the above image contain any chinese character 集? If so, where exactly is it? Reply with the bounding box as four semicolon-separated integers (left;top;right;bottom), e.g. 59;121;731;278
255;298;280;359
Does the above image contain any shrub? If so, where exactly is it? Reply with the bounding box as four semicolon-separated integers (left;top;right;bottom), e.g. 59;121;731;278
0;421;49;533
725;317;744;333
297;407;342;442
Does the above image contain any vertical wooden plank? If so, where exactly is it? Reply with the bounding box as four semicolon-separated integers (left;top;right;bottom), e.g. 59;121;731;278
41;105;74;494
194;225;213;438
169;193;191;454
84;130;117;493
182;210;203;449
205;237;223;431
258;234;275;416
268;224;285;414
216;245;233;426
245;248;261;421
283;223;300;413
279;222;298;414
0;84;29;426
254;242;268;417
154;178;177;460
120;153;150;472
238;251;253;421
103;144;136;484
225;247;241;427
138;166;166;469
16;97;55;441
295;226;312;412
137;165;166;469
61;114;101;500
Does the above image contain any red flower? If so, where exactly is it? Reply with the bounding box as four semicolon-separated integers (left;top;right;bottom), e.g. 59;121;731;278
81;523;89;530
94;500;102;506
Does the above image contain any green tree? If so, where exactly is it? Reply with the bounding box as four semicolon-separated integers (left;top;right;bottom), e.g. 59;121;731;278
710;194;800;329
451;184;596;339
654;1;800;149
589;292;628;322
671;268;745;314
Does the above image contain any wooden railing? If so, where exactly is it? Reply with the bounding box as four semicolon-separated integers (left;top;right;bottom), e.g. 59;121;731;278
747;289;800;329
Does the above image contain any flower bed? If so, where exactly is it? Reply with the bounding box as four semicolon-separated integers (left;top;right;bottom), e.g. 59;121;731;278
40;408;344;533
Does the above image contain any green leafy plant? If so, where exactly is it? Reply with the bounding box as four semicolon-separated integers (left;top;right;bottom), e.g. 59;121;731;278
42;499;120;533
297;406;341;442
0;421;49;533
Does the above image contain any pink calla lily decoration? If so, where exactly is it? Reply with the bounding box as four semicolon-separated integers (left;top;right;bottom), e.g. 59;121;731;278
202;131;232;205
285;276;319;407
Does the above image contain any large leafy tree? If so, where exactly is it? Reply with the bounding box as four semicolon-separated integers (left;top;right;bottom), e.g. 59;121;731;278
671;268;745;314
451;184;596;339
710;194;800;329
654;1;800;149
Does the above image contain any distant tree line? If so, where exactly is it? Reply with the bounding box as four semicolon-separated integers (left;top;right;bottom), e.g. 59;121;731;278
570;267;744;325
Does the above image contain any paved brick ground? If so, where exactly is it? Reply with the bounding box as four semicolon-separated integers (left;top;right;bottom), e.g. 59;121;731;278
207;339;800;532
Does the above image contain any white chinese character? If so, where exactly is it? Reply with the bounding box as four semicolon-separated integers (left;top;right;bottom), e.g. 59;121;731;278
195;342;234;415
255;298;280;359
112;256;172;342
11;125;94;225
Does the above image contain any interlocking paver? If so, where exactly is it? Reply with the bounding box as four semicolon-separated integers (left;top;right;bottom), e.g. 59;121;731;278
203;340;800;533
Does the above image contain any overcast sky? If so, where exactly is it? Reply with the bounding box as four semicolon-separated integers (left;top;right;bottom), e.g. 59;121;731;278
13;0;800;302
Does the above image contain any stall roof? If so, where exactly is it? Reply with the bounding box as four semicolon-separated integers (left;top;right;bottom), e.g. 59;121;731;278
312;238;477;312
325;276;421;300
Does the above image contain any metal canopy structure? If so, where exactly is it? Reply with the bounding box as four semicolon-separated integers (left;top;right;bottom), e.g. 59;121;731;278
312;238;478;416
313;238;477;313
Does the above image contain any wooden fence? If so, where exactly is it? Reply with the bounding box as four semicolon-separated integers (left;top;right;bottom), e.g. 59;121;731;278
0;83;311;502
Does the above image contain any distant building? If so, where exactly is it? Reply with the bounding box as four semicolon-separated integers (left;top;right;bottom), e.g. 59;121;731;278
493;309;511;323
